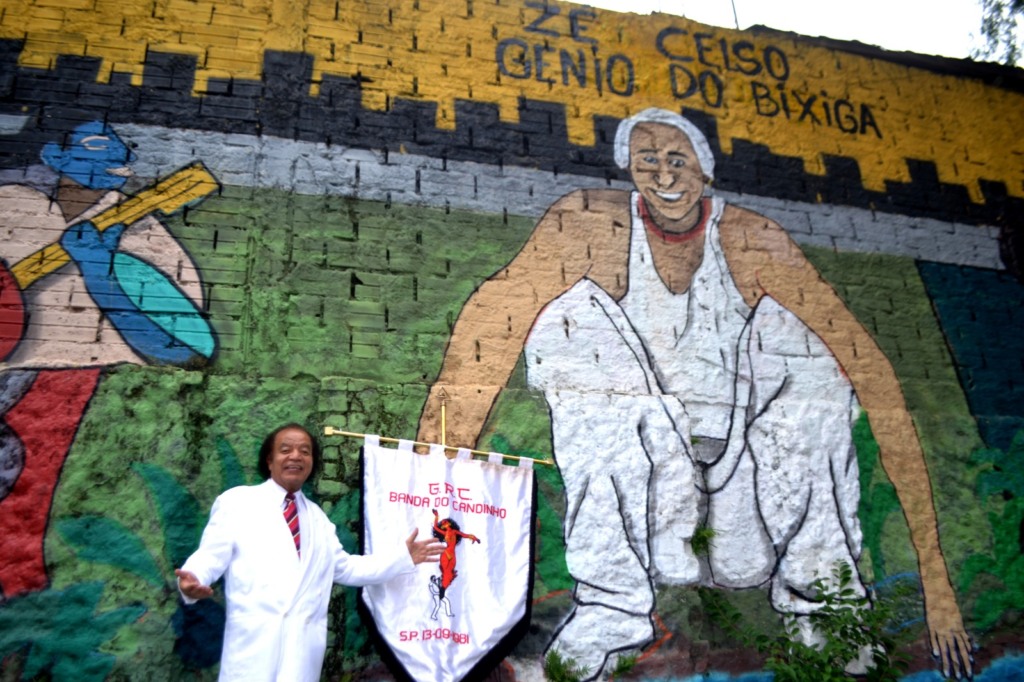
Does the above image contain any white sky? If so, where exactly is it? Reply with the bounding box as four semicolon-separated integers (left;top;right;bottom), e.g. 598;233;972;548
584;0;988;60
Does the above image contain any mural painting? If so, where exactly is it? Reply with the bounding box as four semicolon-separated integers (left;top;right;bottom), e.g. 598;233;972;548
0;0;1021;679
0;120;222;676
0;119;217;596
415;107;971;679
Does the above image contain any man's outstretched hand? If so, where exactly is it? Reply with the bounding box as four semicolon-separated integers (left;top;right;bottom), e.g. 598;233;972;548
406;529;445;565
175;569;213;600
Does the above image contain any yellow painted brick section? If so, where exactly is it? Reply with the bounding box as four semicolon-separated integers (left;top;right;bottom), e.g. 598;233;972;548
164;0;215;23
209;5;275;31
180;24;246;48
20;32;87;62
33;0;92;9
13;6;64;32
83;42;138;67
202;47;263;75
1;0;1021;201
307;22;359;44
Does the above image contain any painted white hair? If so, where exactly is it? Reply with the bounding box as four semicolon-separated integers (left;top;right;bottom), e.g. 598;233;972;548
613;108;715;179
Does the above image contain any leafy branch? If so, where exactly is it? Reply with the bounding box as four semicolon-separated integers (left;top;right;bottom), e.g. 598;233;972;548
701;562;911;682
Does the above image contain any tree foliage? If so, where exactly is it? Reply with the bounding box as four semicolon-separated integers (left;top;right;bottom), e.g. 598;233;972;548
974;0;1024;65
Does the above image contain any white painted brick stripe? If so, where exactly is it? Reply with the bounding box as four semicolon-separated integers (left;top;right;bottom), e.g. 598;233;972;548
117;124;1003;271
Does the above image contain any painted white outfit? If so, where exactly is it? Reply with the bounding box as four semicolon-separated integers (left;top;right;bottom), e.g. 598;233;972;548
524;192;864;671
180;479;414;682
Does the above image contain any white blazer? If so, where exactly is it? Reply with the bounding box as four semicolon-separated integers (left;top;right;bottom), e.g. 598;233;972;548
181;479;413;681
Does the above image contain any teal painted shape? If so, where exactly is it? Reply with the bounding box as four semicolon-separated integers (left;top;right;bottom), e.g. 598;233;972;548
961;431;1024;631
853;412;901;580
327;490;366;656
974;431;1024;500
646;654;1024;681
489;433;572;591
54;516;163;586
328;490;360;554
0;582;144;681
900;654;1024;681
113;252;215;358
216;436;248;490
132;462;202;569
916;262;1024;451
533;492;572;591
645;672;771;681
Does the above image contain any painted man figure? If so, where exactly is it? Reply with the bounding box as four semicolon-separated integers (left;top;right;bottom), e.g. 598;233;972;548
0;121;215;598
418;108;971;678
177;423;444;682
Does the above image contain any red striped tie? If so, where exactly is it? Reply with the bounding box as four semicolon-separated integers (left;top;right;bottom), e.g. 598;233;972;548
284;493;300;557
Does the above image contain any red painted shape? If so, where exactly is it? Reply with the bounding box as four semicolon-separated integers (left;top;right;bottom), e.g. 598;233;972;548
0;368;101;598
636;612;672;664
0;260;25;361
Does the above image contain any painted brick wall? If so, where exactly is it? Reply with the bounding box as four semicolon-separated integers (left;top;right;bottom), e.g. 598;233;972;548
0;0;1022;680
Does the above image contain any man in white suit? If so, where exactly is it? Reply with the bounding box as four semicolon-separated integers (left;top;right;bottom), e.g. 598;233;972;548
176;423;443;681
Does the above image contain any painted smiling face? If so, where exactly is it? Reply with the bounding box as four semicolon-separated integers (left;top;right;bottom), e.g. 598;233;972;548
266;427;314;493
628;122;706;228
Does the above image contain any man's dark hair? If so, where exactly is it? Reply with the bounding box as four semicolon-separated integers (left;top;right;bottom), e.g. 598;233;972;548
257;422;322;480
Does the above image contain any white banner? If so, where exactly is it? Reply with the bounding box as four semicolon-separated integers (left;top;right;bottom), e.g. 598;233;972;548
360;439;535;682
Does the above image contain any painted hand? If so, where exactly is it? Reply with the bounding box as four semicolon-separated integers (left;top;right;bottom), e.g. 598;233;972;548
926;596;974;679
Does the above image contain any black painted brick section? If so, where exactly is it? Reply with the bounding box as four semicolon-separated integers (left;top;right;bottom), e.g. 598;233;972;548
0;39;1020;235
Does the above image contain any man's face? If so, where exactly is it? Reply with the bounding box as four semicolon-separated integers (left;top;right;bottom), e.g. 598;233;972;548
628;122;705;224
266;427;314;493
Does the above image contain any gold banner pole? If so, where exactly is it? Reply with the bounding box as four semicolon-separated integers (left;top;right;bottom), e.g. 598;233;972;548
322;426;553;466
438;387;448;448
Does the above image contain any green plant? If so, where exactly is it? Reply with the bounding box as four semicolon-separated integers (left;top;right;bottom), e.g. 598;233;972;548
544;649;590;682
703;562;910;681
611;653;638;677
691;525;716;557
